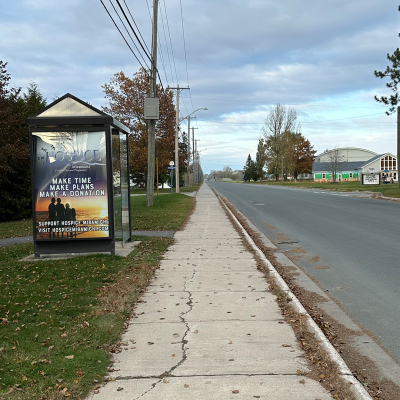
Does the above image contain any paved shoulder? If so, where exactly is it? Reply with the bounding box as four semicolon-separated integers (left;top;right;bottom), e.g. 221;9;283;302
0;236;33;247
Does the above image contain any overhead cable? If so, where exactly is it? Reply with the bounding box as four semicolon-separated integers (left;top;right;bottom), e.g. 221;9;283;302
123;0;152;56
100;0;148;70
115;0;153;64
162;0;179;86
179;0;195;114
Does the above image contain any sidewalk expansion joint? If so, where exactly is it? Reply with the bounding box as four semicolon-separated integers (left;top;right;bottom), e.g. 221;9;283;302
111;372;308;380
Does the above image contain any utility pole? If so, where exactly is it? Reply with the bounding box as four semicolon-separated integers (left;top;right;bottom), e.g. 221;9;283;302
168;86;189;193
186;116;196;190
194;138;200;183
191;127;198;184
146;0;159;206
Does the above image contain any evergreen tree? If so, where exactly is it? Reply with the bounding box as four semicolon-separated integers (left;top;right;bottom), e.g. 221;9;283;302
0;62;46;221
374;6;400;114
255;138;266;180
243;154;252;182
243;154;258;182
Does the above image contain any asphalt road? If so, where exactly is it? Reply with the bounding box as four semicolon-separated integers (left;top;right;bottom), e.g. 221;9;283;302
207;181;400;364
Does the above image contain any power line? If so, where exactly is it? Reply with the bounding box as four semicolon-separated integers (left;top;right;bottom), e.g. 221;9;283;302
100;0;148;70
179;0;194;115
123;0;152;56
101;0;169;100
115;0;152;64
195;112;391;125
108;0;150;68
158;3;174;86
162;0;179;86
185;96;391;109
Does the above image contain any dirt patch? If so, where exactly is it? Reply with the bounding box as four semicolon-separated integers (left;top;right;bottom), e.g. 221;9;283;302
289;255;304;262
217;195;400;400
316;266;330;270
277;232;290;241
287;247;307;254
309;256;321;263
263;222;276;229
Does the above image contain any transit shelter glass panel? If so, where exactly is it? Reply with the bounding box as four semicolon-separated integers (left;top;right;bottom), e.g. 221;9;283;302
32;131;109;240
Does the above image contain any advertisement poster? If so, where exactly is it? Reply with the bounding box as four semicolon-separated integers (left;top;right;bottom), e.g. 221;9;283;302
33;131;109;240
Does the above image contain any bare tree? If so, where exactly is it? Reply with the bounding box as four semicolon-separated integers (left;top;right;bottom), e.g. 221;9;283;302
262;104;301;181
327;147;344;183
262;103;300;138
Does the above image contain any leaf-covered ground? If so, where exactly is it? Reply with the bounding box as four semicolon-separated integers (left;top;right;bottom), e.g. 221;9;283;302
0;237;172;399
0;194;195;399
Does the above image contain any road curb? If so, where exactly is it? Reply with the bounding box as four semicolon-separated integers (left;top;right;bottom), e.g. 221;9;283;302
216;192;372;400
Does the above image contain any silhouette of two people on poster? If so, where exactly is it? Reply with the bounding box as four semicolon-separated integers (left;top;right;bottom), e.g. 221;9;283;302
48;197;76;238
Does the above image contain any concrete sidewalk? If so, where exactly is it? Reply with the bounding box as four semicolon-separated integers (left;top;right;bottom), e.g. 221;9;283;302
89;184;332;399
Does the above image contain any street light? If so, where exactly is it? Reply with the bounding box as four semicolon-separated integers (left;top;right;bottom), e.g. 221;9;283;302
179;107;208;123
175;107;207;193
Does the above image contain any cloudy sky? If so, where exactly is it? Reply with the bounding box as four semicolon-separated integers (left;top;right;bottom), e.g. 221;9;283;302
1;0;399;173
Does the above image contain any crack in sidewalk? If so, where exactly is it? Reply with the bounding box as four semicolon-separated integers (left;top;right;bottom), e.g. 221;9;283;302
133;268;196;398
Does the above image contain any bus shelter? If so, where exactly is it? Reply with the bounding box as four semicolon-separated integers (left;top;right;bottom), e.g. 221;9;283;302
28;93;131;257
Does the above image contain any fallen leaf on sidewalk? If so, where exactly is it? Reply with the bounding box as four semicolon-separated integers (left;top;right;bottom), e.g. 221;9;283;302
232;390;239;394
184;384;189;388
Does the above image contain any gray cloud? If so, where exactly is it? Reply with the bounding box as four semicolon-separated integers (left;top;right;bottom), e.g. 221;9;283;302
0;0;398;171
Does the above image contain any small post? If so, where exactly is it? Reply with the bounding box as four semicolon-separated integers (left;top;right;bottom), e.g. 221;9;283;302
156;157;159;196
171;168;174;194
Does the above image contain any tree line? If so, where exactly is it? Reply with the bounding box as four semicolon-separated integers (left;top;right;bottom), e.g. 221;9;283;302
209;166;243;181
0;61;46;222
0;64;185;222
243;104;316;182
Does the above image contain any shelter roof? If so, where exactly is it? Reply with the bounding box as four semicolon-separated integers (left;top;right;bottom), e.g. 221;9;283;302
28;93;130;133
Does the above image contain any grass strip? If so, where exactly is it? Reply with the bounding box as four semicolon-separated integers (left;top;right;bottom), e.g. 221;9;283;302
0;194;194;399
241;180;400;197
1;192;195;239
0;220;33;240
